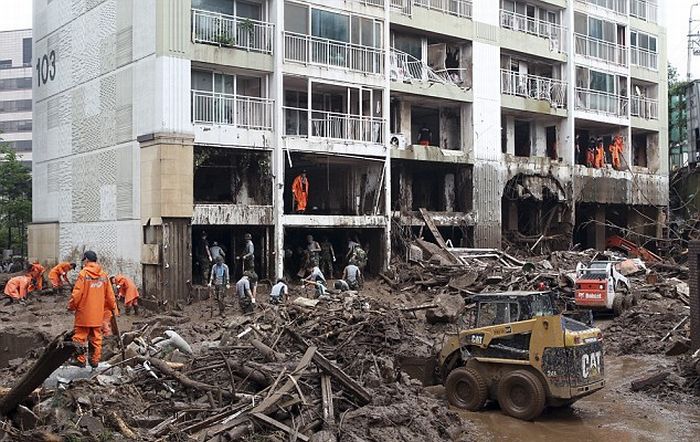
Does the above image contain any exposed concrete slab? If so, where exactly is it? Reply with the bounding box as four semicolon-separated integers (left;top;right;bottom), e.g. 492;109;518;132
501;94;568;118
390;146;470;164
282;215;386;228
192;204;274;226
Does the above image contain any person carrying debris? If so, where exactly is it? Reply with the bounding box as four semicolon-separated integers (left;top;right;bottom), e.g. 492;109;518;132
594;137;606;168
340;263;363;291
196;231;212;285
304;265;327;298
68;251;117;368
320;236;336;277
209;256;230;316
292;171;309;213
236;272;256;314
110;274;140;315
210;241;226;262
48;262;76;294
27;261;45;291
241;233;255;271
3;275;32;302
269;278;288;304
609;135;624;170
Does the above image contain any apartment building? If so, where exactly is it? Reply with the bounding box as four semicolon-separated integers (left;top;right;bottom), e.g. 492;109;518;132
30;0;667;303
0;29;32;166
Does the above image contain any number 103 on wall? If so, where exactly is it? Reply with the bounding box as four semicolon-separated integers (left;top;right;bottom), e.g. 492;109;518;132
36;50;56;87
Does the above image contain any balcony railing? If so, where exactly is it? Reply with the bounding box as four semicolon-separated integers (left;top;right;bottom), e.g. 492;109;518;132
499;10;565;52
391;0;412;15
630;0;657;23
284;32;384;75
357;0;385;7
630;47;658;70
500;70;567;108
575;88;628;117
414;0;472;19
192;90;273;130
574;34;627;67
191;9;273;54
631;96;658;120
575;0;626;15
283;107;384;144
391;49;470;88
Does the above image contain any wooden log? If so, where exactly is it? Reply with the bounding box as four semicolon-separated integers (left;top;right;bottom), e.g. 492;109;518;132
0;332;79;416
630;371;670;392
231;363;271;387
250;338;284;362
321;375;334;424
138;356;234;400
250;412;310;442
286;329;372;405
399;303;438;312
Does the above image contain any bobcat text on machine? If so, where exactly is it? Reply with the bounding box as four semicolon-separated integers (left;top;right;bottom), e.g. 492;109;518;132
438;291;605;420
574;259;637;316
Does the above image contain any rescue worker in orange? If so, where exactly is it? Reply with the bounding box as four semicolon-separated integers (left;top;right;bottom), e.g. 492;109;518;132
585;137;596;168
4;275;32;302
594;137;606;168
49;262;77;294
609;135;624;170
110;274;140;315
292;171;309;213
27;261;45;291
68;251;117;368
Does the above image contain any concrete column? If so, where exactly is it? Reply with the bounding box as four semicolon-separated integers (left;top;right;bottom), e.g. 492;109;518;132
594;206;606;251
562;4;576;166
507;201;518;232
383;0;392;270
273;0;285;278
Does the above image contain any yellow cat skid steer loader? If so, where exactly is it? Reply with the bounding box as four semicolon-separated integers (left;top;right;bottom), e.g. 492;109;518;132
438;291;605;420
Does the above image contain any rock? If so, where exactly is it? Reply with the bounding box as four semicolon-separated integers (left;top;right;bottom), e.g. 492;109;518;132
540;260;553;270
408;245;423;262
665;338;690;356
643;292;662;301
616;259;646;276
426;293;465;324
310;430;337;442
76;396;92;409
293;297;320;308
78;414;104;434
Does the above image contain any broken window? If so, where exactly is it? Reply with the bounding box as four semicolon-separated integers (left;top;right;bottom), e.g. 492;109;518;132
194;147;272;204
514;120;531;157
632;133;648;167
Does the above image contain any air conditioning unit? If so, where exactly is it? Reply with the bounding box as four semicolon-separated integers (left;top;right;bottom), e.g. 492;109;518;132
390;133;407;149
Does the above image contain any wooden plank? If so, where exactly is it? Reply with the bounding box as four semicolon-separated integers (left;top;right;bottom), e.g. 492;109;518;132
286;330;372;405
251;346;316;414
419;208;447;249
250;412;310;442
321;375;334;422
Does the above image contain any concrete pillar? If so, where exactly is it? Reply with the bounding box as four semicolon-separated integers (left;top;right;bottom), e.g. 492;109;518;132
594;206;606;251
383;0;392;270
399;100;412;143
505;116;515;155
507;201;518;232
273;0;285;278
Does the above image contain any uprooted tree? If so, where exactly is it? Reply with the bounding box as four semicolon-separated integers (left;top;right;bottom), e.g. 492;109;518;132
0;140;32;256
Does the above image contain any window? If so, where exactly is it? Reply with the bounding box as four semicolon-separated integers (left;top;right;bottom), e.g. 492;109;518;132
237;1;261;19
0;59;11;69
590;70;614;93
285;2;308;33
0;120;32;133
0;99;32;113
311;9;349;43
394;34;422;60
0;77;32;90
9;140;32;152
477;302;520;327
192;0;233;15
22;38;32;66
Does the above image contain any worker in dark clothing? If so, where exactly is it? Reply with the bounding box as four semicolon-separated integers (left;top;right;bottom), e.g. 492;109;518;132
418;124;432;146
196;231;212;285
241;233;255;271
319;237;336;279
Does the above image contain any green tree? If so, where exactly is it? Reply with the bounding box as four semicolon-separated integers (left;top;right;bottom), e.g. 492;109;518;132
668;63;689;148
0;141;32;256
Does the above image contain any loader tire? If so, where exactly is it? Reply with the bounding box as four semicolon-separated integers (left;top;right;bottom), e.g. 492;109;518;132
497;369;546;421
445;367;488;411
612;293;624;317
623;294;633;310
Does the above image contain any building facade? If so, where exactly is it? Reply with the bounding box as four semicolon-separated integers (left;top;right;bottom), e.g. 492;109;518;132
0;29;32;166
30;0;668;303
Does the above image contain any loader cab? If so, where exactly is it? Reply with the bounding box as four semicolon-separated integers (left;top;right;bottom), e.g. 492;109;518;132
471;292;557;328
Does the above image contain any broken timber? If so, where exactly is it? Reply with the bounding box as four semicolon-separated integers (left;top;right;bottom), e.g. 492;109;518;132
250;412;310;442
630;371;670;392
286;329;372;405
0;332;80;416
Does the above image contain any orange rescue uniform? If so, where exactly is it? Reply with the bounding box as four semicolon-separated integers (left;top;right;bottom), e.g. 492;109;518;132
594;145;606;168
113;274;139;306
609;136;624;170
4;275;31;300
68;262;117;366
49;262;73;288
27;262;45;290
291;174;309;213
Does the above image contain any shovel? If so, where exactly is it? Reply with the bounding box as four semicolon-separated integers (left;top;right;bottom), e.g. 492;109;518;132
110;310;126;361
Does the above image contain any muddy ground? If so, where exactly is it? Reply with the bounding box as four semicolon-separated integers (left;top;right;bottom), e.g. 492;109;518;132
0;253;699;441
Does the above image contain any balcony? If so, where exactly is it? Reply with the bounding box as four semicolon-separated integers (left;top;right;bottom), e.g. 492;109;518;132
631;47;658;71
631;96;658;120
390;0;472;18
500;70;566;108
575;0;626;15
574;34;627;67
284;107;384;144
499;10;565;52
284;32;384;75
191;90;273;130
575;88;628;118
191;9;273;54
391;0;412;15
630;0;657;23
391;49;469;88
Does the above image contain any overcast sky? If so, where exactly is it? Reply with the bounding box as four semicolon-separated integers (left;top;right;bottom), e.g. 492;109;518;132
0;0;698;78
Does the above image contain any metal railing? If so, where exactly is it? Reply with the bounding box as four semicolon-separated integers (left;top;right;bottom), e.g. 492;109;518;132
575;0;626;15
630;0;657;23
630;46;658;70
574;33;627;67
575;88;628;117
192;90;273;130
499;10;565;52
631;96;658;120
284;32;384;75
391;0;412;15
500;70;567;108
414;0;472;19
191;9;273;54
356;0;385;7
283;107;384;144
391;49;469;87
